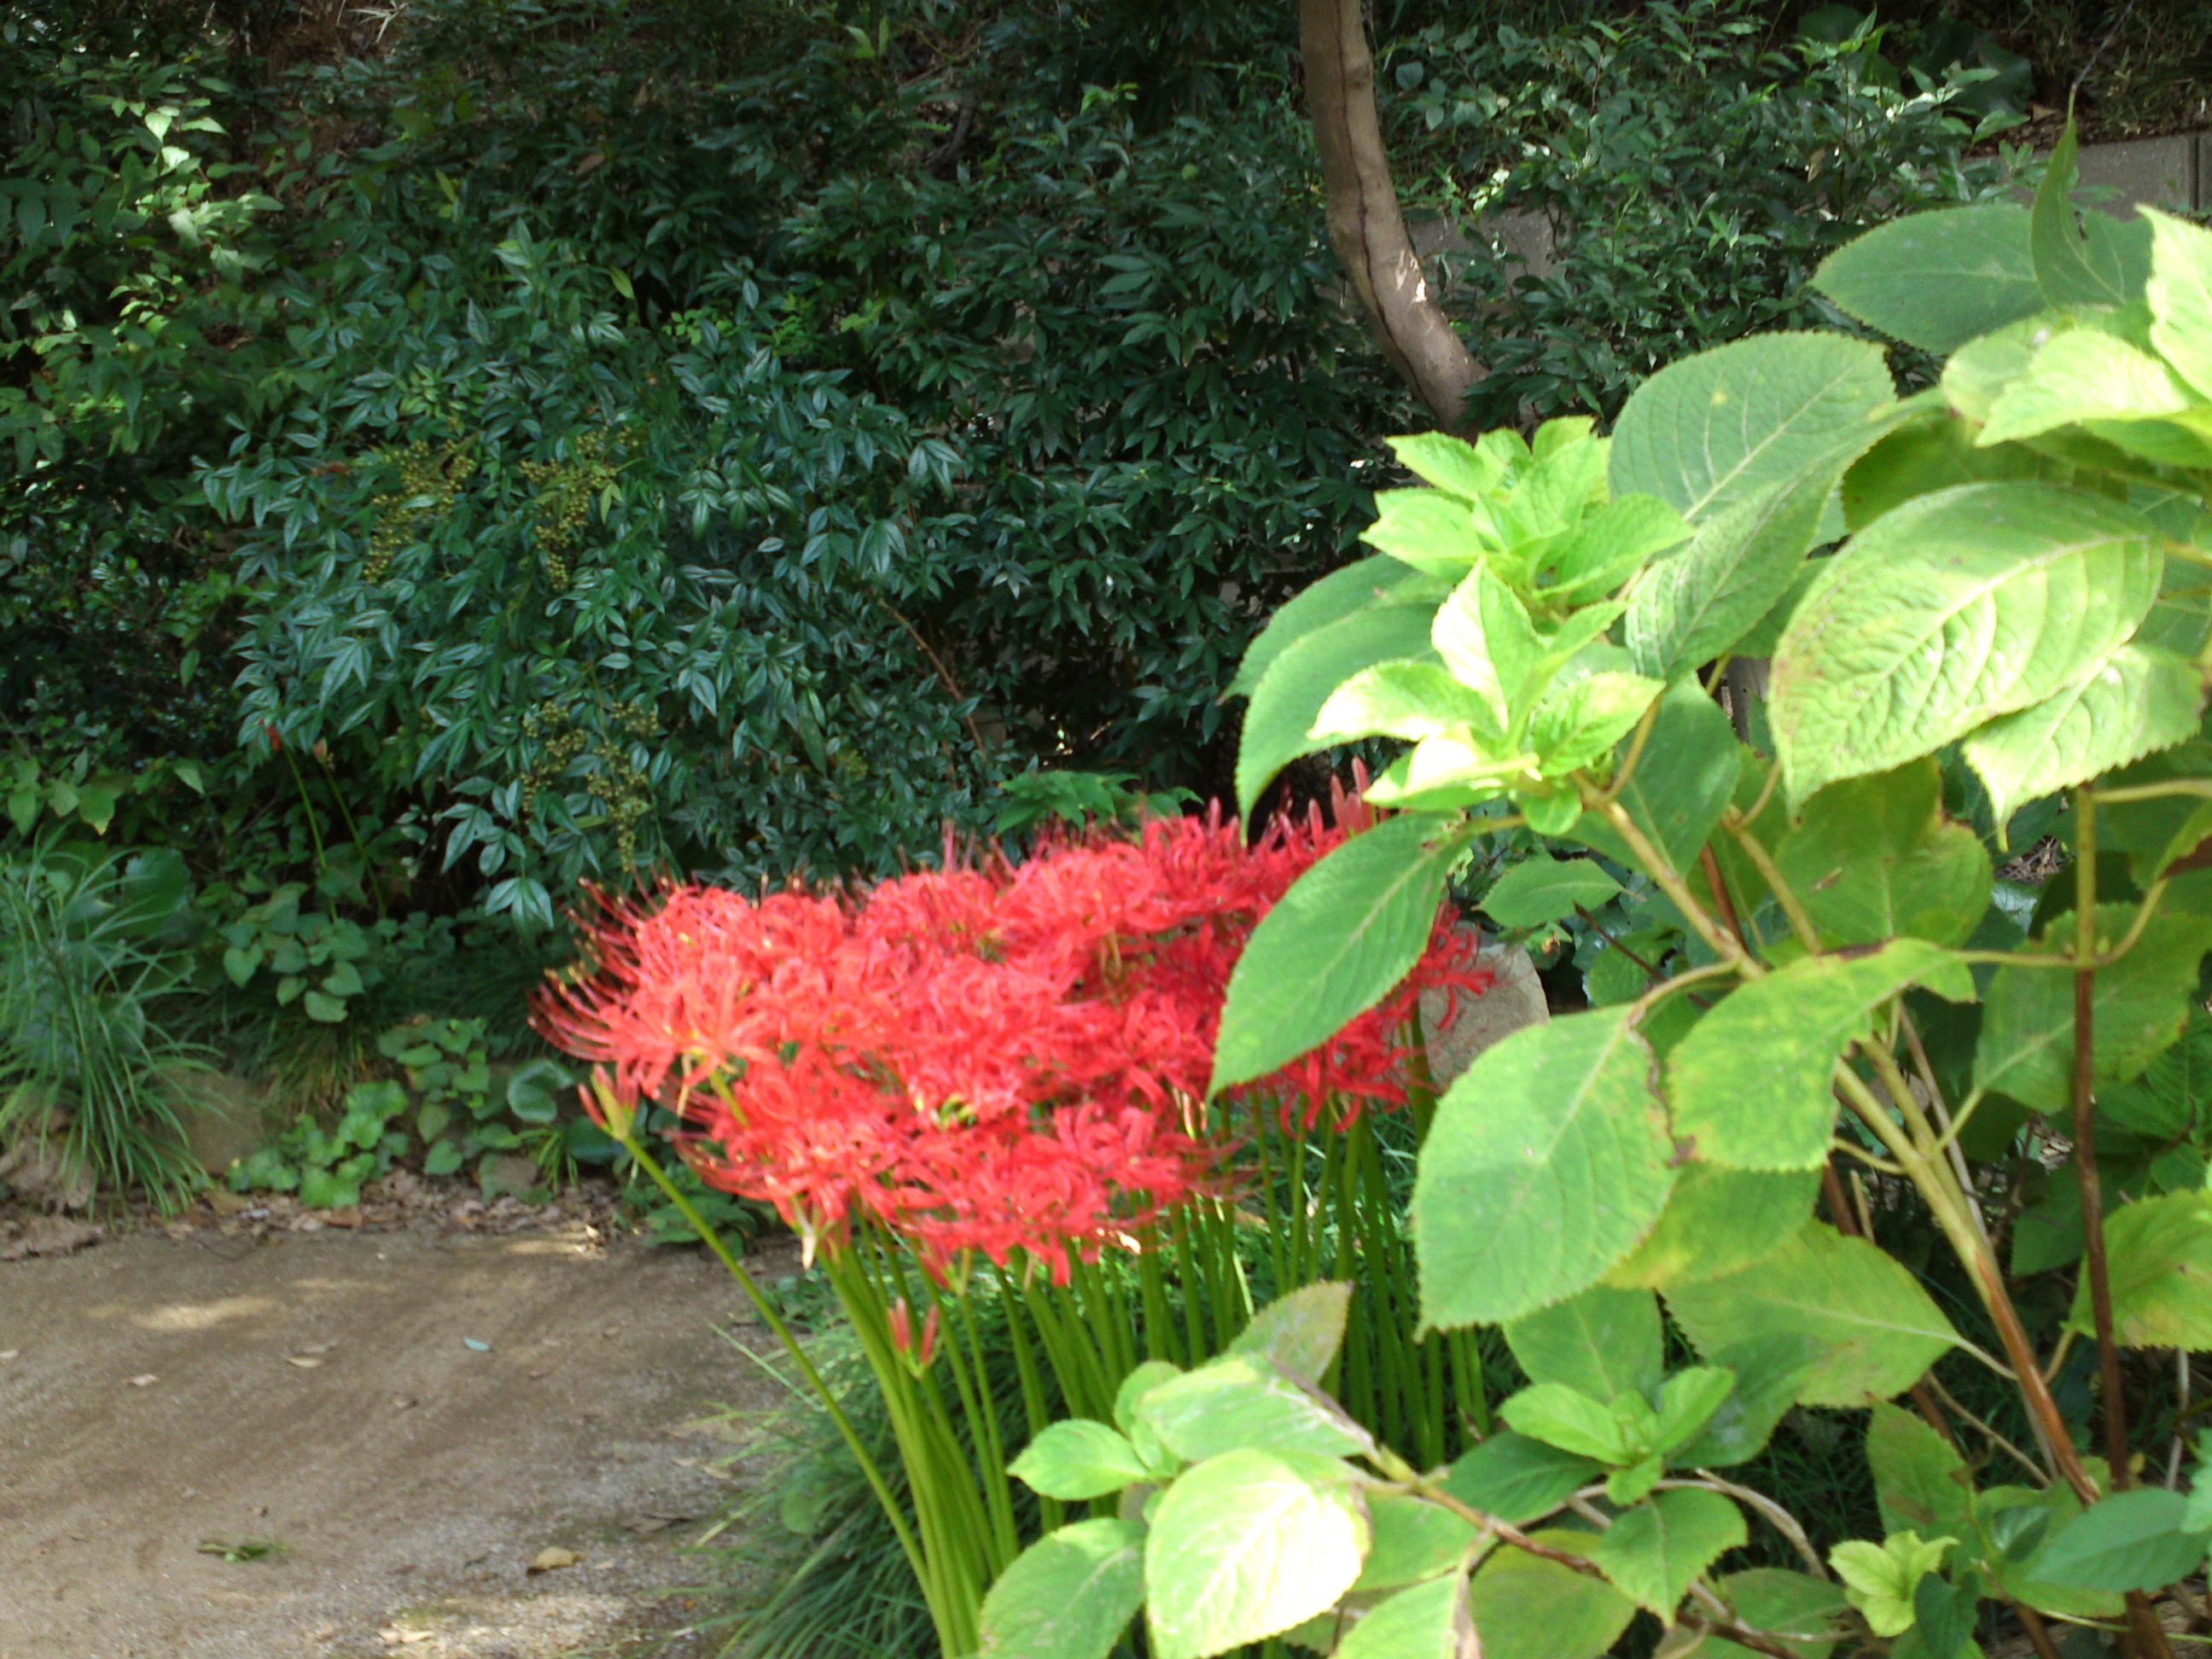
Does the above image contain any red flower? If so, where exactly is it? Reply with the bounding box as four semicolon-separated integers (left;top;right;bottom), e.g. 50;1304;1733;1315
535;783;1493;1281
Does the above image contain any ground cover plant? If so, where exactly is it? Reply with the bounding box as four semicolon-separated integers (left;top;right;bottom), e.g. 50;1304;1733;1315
952;132;2212;1659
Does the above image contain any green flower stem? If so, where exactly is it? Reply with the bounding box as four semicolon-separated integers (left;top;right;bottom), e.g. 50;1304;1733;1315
609;1134;932;1628
1578;776;1758;969
1722;812;1825;952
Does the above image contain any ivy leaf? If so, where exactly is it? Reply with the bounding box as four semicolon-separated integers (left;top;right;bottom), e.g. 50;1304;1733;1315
1212;815;1470;1095
2031;1488;2212;1592
1440;1433;1604;1528
979;1517;1146;1659
1770;481;2163;808
1504;1285;1662;1402
2143;207;2212;401
1610;333;1898;524
1668;940;1974;1172
1813;205;2042;354
1665;1224;1959;1407
1589;1488;1747;1616
1773;760;1993;951
1464;1531;1635;1659
1962;644;2206;828
1973;905;2212;1115
1625;469;1836;682
1230;1283;1353;1385
1338;1574;1478;1659
1414;1007;1678;1329
1565;680;1741;881
1605;1164;1820;1290
2067;1190;2212;1350
1010;1420;1157;1501
1237;598;1441;818
1144;1448;1370;1659
1481;858;1624;930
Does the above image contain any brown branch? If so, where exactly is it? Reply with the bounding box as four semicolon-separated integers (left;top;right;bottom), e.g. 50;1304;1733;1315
1297;0;1481;427
875;596;990;759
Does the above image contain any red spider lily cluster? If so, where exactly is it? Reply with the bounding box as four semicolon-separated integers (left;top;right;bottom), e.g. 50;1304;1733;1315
535;784;1491;1281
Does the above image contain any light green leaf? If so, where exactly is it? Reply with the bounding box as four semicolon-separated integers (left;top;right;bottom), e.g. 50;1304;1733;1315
979;1517;1146;1659
1231;1283;1353;1384
1842;413;2064;535
1540;493;1692;602
1963;644;2205;825
1389;431;1518;502
302;990;348;1023
1773;760;1993;951
2031;1488;2212;1592
1233;557;1441;700
2068;1190;2212;1349
1973;905;2212;1114
1770;482;2163;806
1212;815;1468;1094
1668;940;1973;1172
1978;327;2203;447
1364;491;1493;579
1529;672;1662;774
1482;858;1623;931
1813;205;2043;354
2144;208;2212;400
1566;680;1741;880
1440;1433;1603;1528
1415;1007;1678;1328
1339;1574;1477;1659
1665;1224;1959;1407
2032;128;2152;310
1313;661;1503;748
1589;1488;1747;1616
1145;1449;1370;1659
1137;1354;1375;1464
1626;469;1836;682
1238;600;1441;818
1710;1568;1850;1659
1010;1420;1155;1501
1670;1336;1822;1469
1831;1533;1954;1639
1610;334;1899;524
1432;568;1544;731
1499;1382;1635;1464
1464;1531;1636;1659
1604;1164;1819;1289
1353;1495;1481;1592
1363;736;1518;813
1866;1402;1975;1542
1653;1367;1738;1454
1504;1285;1662;1402
1115;1360;1183;1436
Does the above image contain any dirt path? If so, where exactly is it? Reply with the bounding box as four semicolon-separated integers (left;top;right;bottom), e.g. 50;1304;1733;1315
0;1221;789;1659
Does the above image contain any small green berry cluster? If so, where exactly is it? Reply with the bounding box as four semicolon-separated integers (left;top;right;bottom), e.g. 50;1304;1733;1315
364;440;476;583
519;429;620;592
519;698;662;870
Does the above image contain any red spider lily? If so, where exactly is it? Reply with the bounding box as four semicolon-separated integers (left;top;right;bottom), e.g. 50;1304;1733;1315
535;787;1493;1282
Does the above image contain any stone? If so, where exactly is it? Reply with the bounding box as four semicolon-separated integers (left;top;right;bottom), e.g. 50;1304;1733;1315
1418;934;1549;1088
160;1065;274;1179
2071;134;2195;218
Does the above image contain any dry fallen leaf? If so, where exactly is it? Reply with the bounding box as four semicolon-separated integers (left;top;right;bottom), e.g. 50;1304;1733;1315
126;1373;158;1388
285;1356;323;1370
527;1546;582;1574
0;1350;19;1361
377;1629;434;1648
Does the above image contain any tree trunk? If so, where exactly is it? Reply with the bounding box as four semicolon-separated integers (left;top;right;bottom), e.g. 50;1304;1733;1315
1299;0;1481;428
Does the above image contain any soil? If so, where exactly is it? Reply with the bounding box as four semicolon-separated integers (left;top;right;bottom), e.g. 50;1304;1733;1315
0;1206;795;1659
